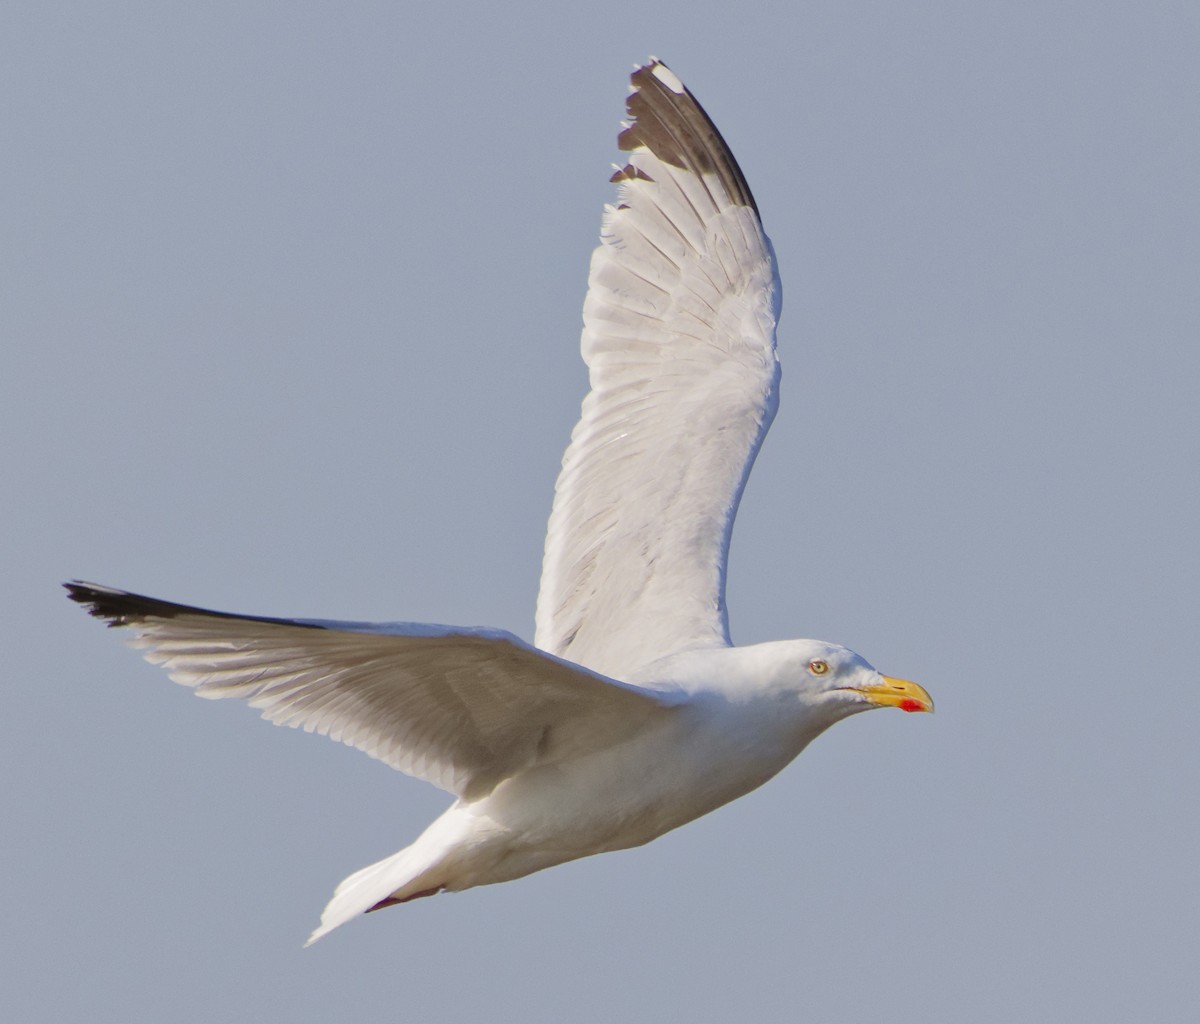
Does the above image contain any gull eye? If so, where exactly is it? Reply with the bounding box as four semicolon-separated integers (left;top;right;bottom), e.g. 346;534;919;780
808;659;829;676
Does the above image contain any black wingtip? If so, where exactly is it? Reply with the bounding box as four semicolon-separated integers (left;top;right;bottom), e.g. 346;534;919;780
64;580;331;631
619;58;760;217
63;581;178;627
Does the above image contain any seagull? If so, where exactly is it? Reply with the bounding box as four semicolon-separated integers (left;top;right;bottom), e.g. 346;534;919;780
66;58;933;946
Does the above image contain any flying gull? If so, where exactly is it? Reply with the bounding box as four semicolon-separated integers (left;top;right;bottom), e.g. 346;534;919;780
66;58;933;946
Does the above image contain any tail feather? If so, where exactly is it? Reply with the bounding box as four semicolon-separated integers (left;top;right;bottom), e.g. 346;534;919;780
305;806;482;946
305;845;442;947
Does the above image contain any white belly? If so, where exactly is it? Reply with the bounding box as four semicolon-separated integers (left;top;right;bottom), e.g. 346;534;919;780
437;701;824;890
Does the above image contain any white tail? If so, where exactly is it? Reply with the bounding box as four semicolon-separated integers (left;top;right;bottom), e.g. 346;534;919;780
305;849;414;945
304;809;472;946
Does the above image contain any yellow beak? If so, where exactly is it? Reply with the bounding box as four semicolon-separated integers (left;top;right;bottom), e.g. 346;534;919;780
851;676;935;714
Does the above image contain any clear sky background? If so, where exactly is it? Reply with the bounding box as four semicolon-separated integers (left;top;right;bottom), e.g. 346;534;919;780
4;2;1198;1021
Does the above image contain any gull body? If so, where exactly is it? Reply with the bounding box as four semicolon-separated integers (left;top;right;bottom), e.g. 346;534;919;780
67;59;932;946
303;639;913;944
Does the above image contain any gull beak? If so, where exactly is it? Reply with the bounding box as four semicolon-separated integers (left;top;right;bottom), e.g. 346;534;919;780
852;676;935;714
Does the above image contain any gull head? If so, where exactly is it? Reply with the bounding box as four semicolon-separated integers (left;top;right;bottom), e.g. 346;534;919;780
795;641;934;717
654;639;934;720
679;640;932;719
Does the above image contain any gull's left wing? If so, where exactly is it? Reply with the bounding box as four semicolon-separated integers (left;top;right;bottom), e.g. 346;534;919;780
65;582;682;801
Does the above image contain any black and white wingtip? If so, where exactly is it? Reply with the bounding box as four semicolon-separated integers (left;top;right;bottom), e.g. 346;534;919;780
63;580;324;630
64;581;174;627
614;57;759;216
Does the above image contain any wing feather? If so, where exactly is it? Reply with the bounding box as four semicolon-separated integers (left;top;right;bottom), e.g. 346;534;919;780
66;582;679;800
535;60;781;680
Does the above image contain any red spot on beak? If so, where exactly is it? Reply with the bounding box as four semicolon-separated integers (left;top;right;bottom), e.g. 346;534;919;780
898;697;926;713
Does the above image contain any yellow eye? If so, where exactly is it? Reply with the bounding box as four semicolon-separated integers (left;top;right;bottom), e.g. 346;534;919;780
808;659;829;676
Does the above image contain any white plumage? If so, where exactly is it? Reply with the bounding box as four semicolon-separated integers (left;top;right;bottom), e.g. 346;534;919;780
67;58;932;946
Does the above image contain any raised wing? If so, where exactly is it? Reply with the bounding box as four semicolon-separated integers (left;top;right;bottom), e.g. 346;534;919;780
535;59;781;680
66;582;680;800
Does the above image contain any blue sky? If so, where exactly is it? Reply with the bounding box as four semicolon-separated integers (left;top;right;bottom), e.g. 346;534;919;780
4;2;1198;1021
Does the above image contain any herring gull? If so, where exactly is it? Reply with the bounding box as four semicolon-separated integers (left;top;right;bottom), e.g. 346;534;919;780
66;58;933;946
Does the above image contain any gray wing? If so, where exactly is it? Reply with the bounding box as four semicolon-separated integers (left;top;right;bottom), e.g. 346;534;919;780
67;582;680;800
534;59;781;680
